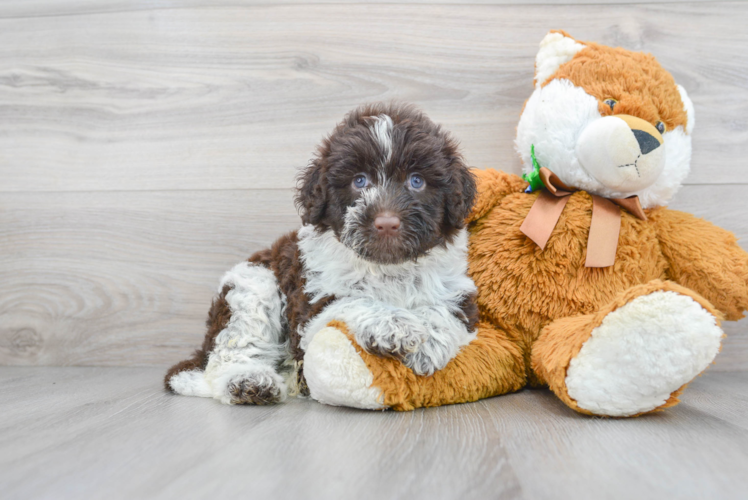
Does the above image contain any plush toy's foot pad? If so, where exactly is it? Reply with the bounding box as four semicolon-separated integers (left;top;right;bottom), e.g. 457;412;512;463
304;326;387;410
565;290;723;417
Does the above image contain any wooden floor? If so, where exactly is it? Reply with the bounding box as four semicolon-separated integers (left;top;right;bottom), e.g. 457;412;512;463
1;2;747;498
1;367;747;500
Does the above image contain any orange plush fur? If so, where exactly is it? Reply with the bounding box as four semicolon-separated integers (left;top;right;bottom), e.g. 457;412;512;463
352;167;746;414
546;30;689;133
323;33;748;415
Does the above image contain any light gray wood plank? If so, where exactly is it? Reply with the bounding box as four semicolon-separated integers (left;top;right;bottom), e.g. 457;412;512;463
0;0;733;20
0;367;522;500
0;3;746;192
1;184;746;369
476;370;748;500
0;367;747;500
0;189;299;366
717;322;748;372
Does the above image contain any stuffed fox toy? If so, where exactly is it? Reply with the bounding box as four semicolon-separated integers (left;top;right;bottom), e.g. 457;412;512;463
302;31;748;416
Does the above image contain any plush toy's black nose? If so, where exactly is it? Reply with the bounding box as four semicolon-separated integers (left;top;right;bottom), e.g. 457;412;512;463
633;129;661;155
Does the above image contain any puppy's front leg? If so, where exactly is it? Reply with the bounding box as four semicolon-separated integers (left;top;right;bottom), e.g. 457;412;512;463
401;305;477;376
302;297;428;363
344;300;478;376
351;304;429;362
302;297;477;375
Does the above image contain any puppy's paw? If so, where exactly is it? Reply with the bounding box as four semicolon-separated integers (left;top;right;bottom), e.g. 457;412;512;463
403;349;450;376
403;338;455;376
358;321;427;362
228;374;285;405
212;365;288;405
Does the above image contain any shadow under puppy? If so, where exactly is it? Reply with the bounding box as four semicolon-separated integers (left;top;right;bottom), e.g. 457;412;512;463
165;103;478;406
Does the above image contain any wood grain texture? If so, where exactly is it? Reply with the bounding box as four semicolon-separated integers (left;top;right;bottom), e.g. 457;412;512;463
0;0;733;20
0;2;746;192
1;184;746;369
0;366;746;500
0;189;299;366
0;2;746;371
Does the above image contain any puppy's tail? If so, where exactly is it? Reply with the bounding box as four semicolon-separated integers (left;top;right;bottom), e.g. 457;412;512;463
164;350;212;398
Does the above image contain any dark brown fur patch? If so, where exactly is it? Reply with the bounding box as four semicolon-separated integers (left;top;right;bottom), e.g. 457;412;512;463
249;231;335;395
249;231;335;362
458;293;480;331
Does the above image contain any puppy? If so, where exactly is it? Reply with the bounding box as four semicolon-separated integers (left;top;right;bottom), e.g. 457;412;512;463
164;103;479;405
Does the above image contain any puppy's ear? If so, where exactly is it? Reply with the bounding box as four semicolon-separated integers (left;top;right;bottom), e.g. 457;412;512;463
444;159;477;229
296;157;328;226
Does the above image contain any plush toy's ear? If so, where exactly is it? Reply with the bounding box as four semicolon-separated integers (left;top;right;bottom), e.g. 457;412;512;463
445;159;478;229
534;30;586;89
296;157;328;226
676;84;696;135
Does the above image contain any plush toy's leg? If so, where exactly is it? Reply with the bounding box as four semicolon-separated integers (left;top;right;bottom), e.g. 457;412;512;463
531;280;724;417
304;320;526;411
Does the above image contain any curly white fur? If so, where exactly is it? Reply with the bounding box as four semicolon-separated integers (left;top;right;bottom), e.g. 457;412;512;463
298;225;477;376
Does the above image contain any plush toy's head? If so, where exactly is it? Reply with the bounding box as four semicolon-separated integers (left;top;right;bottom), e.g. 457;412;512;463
516;31;695;208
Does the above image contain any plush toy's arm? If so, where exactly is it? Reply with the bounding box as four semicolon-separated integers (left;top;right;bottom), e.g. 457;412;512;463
650;208;748;321
467;168;528;223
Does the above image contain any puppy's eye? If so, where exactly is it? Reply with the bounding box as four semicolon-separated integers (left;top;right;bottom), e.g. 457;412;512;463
604;98;617;111
352;174;369;190
656;121;666;134
409;174;425;191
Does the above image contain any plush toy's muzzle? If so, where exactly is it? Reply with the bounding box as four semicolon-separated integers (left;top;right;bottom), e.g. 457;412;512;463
576;114;665;193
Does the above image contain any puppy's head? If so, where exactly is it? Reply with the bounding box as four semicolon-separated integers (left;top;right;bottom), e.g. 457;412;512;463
296;103;475;265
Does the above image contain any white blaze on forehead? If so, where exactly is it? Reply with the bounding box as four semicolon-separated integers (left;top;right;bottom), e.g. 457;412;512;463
369;114;394;165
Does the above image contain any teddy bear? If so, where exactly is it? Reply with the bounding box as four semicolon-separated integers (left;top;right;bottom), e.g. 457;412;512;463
300;30;748;417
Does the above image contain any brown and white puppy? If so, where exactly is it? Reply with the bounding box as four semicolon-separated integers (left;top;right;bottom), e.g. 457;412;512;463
164;103;478;405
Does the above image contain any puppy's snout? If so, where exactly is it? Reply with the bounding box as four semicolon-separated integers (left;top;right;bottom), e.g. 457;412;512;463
374;213;401;236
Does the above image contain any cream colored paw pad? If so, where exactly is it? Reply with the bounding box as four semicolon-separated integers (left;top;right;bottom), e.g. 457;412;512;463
304;327;386;410
566;291;722;417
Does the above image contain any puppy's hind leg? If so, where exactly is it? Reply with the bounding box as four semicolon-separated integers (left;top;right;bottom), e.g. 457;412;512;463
166;261;289;405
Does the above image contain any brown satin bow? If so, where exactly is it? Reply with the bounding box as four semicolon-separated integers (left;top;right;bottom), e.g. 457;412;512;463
519;167;647;268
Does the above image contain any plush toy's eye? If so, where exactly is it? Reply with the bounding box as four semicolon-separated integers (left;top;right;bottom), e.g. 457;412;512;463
409;174;426;191
352;174;369;190
604;98;617;111
656;121;666;134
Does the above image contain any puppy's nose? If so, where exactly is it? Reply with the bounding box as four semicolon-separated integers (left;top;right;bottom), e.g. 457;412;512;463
374;213;401;236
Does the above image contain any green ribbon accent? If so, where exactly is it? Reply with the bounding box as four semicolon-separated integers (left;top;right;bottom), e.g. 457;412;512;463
522;145;546;193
